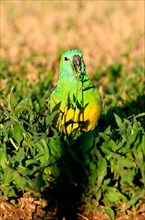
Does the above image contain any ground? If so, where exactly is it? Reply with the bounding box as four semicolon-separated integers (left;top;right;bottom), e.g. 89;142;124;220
0;193;145;220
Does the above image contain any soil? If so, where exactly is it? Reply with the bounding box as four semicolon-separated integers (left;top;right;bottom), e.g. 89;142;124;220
0;194;145;220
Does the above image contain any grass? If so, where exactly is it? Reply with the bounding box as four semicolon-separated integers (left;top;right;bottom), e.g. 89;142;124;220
0;52;145;219
0;1;144;219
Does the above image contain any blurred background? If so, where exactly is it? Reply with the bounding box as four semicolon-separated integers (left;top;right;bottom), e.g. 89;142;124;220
1;1;144;82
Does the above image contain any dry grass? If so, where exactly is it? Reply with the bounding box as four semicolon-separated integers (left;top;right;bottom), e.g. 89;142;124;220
1;1;144;78
0;196;145;220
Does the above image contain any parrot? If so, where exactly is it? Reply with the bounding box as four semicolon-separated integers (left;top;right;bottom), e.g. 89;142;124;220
48;49;102;134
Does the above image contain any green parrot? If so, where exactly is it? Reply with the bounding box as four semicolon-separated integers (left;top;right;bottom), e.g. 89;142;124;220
49;49;102;134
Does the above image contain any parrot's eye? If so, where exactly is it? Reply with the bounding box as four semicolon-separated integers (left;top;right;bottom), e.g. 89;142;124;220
64;57;69;61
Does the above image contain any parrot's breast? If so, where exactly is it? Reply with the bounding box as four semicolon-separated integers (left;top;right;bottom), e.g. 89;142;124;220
50;87;102;134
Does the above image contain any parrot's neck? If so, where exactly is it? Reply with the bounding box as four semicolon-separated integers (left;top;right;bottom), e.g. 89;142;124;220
57;72;93;97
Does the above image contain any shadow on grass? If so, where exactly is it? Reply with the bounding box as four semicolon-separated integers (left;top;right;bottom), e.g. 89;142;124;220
41;132;92;219
40;94;145;220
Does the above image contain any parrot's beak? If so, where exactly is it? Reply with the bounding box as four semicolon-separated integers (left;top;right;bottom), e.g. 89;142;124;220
72;55;82;79
73;55;81;67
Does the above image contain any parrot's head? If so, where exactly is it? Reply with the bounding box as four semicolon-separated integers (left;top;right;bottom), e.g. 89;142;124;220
59;49;86;80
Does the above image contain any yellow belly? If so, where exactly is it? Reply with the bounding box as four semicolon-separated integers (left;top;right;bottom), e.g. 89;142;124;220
55;101;101;134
